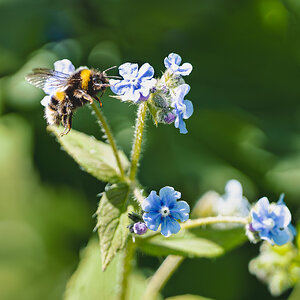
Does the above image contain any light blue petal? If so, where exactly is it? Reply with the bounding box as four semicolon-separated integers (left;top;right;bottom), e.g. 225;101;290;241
174;111;188;134
143;212;162;231
170;201;190;222
160;216;181;237
138;63;154;80
170;64;180;74
121;87;140;102
256;197;269;216
132;89;142;102
139;85;151;98
119;63;138;79
174;111;180;128
174;84;190;104
164;57;172;69
109;79;120;90
183;100;193;119
110;79;131;95
54;59;75;74
140;77;156;89
259;229;273;244
178;117;188;134
142;191;162;212
272;204;291;228
177;62;193;76
168;53;182;65
251;211;264;231
225;179;243;197
272;228;292;246
159;186;181;208
173;108;188;134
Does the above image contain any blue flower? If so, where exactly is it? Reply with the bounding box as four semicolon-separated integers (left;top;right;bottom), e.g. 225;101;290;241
171;84;193;134
43;59;75;95
142;186;190;237
110;62;156;102
250;196;295;246
164;53;193;76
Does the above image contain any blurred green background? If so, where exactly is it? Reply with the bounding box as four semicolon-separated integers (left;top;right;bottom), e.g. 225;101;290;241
1;0;300;299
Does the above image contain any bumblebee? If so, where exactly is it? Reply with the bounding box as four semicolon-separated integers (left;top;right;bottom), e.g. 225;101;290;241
26;59;115;135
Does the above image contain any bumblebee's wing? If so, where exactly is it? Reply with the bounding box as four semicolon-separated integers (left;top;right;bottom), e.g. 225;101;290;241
26;68;72;95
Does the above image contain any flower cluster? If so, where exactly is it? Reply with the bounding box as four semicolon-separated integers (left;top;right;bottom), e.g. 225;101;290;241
140;186;190;237
247;195;295;246
151;53;193;134
192;179;250;225
249;242;300;296
110;53;194;134
214;179;250;218
213;179;250;229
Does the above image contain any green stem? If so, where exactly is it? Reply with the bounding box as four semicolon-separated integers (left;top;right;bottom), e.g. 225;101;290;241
181;215;249;230
118;239;135;300
142;216;249;240
117;102;148;298
128;101;148;181
91;102;125;179
142;255;184;300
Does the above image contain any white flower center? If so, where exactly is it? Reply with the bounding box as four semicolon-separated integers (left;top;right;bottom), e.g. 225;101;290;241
130;78;139;87
160;206;170;217
171;64;179;72
263;218;275;229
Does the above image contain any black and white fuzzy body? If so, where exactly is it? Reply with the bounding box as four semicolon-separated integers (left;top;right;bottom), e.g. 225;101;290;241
26;62;111;135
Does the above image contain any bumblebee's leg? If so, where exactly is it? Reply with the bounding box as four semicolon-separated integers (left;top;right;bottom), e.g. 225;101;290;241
73;89;94;104
60;114;69;136
65;113;72;135
60;103;73;136
60;114;73;136
93;95;103;107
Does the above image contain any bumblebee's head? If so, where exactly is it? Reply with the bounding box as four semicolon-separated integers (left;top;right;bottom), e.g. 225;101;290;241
91;71;110;92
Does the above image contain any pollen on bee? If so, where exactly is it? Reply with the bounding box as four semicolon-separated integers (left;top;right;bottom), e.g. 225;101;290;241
80;69;92;90
55;91;66;101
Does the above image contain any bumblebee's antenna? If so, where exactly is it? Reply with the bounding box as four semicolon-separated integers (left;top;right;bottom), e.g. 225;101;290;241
104;65;117;73
105;75;122;79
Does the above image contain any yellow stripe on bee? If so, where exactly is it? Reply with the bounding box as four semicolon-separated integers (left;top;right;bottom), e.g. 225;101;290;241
80;69;92;90
55;90;66;101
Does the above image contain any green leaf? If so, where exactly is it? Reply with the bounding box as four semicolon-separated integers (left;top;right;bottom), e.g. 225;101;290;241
95;182;132;270
64;239;158;300
137;227;246;258
48;126;129;183
166;295;214;300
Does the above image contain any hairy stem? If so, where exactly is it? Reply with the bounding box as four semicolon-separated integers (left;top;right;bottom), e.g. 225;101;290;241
128;101;148;181
117;239;135;300
142;255;184;300
133;186;146;205
91;102;125;179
